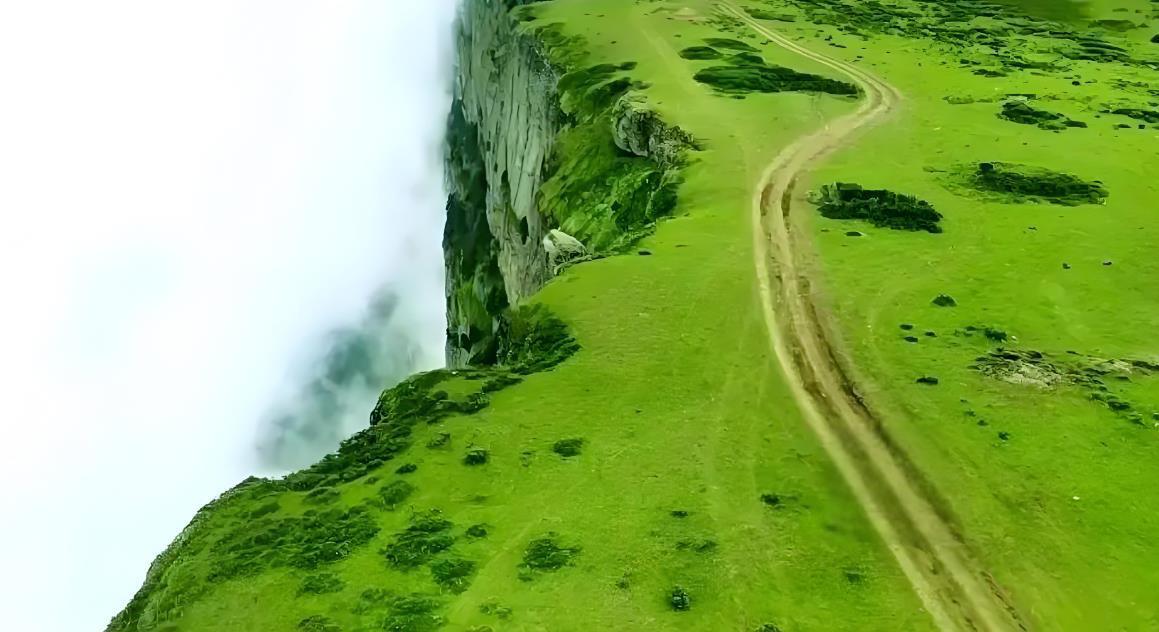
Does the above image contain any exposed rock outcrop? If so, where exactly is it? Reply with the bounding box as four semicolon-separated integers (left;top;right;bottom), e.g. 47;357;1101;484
443;0;695;367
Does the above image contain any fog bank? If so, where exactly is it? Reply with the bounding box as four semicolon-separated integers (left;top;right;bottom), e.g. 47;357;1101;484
0;1;458;630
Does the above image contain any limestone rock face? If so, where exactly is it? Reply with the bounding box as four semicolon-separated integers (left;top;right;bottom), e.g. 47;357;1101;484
444;0;561;366
443;1;695;368
612;94;696;168
542;229;587;271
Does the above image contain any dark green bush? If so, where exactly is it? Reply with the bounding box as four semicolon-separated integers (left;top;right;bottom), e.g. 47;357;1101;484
998;101;1085;130
496;304;580;373
679;46;722;60
382;510;455;570
463;448;489;466
208;506;379;582
298;572;345;596
967;162;1108;205
379;480;416;509
465;524;489;539
1106;108;1159;124
552;438;585;457
298;615;341;632
395;463;418;475
248;501;280;519
669;586;692;611
520;533;581;574
932;294;958;307
694;60;858;96
381;594;445;632
815;183;942;232
704;37;757;51
303;486;340;506
747;8;795;21
430;557;477;593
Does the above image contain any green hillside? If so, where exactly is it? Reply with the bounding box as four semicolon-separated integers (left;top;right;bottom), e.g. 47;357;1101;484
112;0;1159;630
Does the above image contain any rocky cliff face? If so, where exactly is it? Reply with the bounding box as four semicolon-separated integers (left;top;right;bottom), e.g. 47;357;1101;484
444;0;561;366
443;0;694;367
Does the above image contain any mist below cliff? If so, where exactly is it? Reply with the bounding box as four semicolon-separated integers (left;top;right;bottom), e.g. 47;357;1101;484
0;1;457;630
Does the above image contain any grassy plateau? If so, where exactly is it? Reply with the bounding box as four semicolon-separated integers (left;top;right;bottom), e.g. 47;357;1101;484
112;0;1159;630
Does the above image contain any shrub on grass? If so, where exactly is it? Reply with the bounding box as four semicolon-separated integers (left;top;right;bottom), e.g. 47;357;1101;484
463;448;489;466
379;480;416;510
760;493;783;507
552;438;585;457
427;432;452;449
298;572;345;596
430;557;477;593
998;101;1085;130
465;524;489;539
248;500;280;519
303;486;340;506
395;463;418;475
679;46;722;60
297;615;341;632
704;37;757;51
669;586;692;611
916;376;940;385
207;506;379;582
814;183;942;233
382;510;455;570
932;294;957;307
967;162;1108;205
381;594;444;632
694;61;857;96
519;533;581;577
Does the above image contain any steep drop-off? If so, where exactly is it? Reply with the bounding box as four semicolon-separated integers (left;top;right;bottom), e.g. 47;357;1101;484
444;0;693;366
108;2;696;629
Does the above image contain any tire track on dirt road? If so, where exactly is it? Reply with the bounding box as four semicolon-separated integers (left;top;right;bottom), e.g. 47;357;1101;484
719;4;1027;631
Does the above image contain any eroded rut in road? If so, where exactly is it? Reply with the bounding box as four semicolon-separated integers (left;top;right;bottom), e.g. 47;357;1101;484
720;4;1028;631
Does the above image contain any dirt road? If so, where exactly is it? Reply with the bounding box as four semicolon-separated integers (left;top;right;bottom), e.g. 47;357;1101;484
719;4;1027;631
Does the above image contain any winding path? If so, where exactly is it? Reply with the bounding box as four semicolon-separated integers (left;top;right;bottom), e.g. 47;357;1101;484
719;4;1026;631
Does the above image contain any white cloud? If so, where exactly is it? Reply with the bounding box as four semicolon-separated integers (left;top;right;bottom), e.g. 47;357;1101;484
0;1;458;629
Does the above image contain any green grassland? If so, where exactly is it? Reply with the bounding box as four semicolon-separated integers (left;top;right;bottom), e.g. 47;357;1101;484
110;1;938;630
743;0;1159;628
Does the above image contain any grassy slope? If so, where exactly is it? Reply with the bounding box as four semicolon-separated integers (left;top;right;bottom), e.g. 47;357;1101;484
119;2;942;631
742;0;1159;628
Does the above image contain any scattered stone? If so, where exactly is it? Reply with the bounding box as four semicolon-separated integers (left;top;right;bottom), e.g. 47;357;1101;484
464;448;489;466
916;376;940;385
845;230;864;237
669;586;692;611
998;431;1011;441
670;510;690;518
905;336;919;343
900;323;915;330
924;330;938;338
1063;262;1071;269
638;249;653;256
1103;260;1113;266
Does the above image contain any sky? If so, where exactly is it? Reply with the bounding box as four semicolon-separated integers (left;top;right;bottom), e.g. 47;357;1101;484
0;1;458;629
